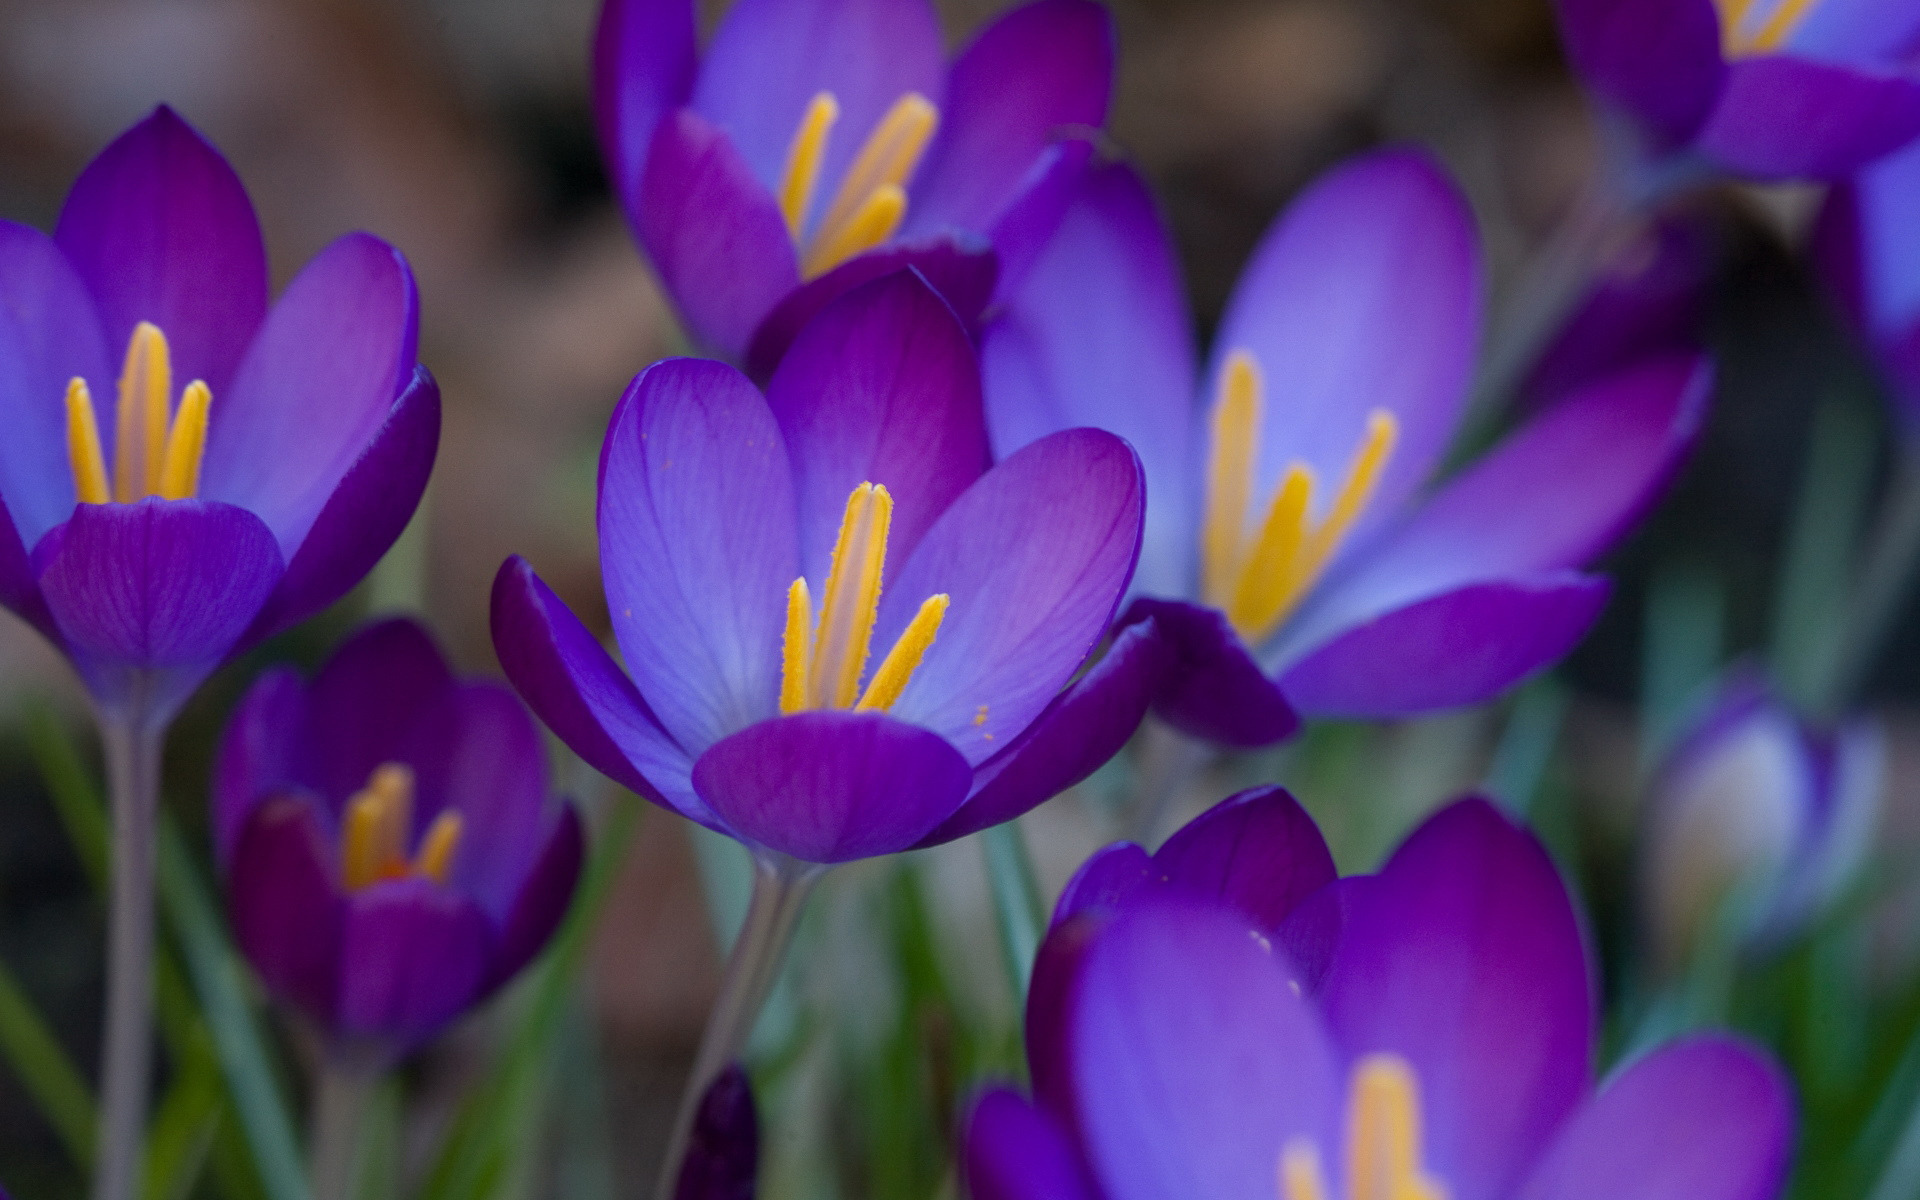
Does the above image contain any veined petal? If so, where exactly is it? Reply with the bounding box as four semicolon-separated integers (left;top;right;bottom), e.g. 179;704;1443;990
1153;786;1336;938
1551;0;1726;147
1695;56;1920;180
963;1090;1099;1200
593;0;699;210
335;877;493;1049
228;794;344;1028
982;138;1094;302
53;107;267;396
202;233;418;556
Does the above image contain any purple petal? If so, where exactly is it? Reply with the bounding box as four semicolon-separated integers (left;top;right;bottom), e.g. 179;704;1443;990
1028;912;1101;1117
593;0;699;210
488;804;585;989
228;794;344;1028
1814;141;1920;427
1273;875;1367;996
1153;786;1336;938
489;557;712;828
1052;843;1153;928
1786;0;1920;61
691;711;972;863
744;236;998;378
52;107;267;397
36;497;284;692
212;665;308;865
297;618;457;818
1278;573;1611;718
1514;1037;1792;1200
982;138;1095;302
241;365;440;645
424;684;558;919
335;877;494;1047
963;1089;1098;1200
1319;798;1595;1200
879;429;1144;764
982;164;1199;599
0;492;57;646
1694;56;1920;180
639;111;800;360
598;358;797;752
689;0;945;192
0;221;111;545
1551;0;1726;147
202;233;418;556
1118;599;1299;748
764;270;989;581
1070;897;1341;1200
906;0;1114;237
920;617;1168;846
677;1064;760;1200
1210;149;1482;543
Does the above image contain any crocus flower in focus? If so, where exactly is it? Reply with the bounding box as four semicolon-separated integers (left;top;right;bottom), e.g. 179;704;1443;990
985;152;1708;747
1641;674;1882;967
594;0;1112;373
964;794;1795;1200
214;619;583;1055
492;270;1154;865
1813;140;1920;431
1553;0;1920;183
0;107;438;726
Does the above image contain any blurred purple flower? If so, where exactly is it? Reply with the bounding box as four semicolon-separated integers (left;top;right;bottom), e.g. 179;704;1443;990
491;270;1155;864
964;792;1795;1200
0;107;438;725
985;152;1708;747
1641;674;1882;966
677;1065;760;1200
594;0;1112;373
214;619;583;1056
1814;140;1920;430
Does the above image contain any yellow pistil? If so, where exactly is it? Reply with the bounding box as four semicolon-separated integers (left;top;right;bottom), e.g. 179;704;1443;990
778;481;949;716
1200;348;1399;645
776;91;939;279
64;322;213;506
1277;1054;1448;1200
338;763;465;891
1717;0;1820;54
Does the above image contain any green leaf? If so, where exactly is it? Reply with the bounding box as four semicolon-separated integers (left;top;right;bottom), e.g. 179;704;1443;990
0;950;95;1168
143;1030;224;1200
981;821;1046;1004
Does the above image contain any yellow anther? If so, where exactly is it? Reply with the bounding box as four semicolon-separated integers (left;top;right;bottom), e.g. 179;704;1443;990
779;92;841;240
1745;0;1819;51
64;379;110;505
340;763;416;891
1346;1056;1447;1200
803;183;909;278
1230;462;1315;638
780;577;815;715
412;811;465;886
1280;1142;1331;1200
856;593;948;711
1201;352;1263;606
114;321;171;503
158;381;210;500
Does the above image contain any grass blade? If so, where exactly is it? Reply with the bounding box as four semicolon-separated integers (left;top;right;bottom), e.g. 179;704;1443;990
0;951;95;1167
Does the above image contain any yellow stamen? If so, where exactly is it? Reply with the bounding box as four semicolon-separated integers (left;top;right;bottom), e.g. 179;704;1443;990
1202;352;1263;607
64;379;110;506
779;92;841;240
803;183;908;279
1345;1056;1447;1200
158;381;210;500
114;322;171;503
1303;412;1397;571
412;811;465;885
1280;1143;1330;1200
812;483;893;709
340;764;415;891
856;593;949;711
780;577;815;715
1746;0;1819;51
1229;463;1315;640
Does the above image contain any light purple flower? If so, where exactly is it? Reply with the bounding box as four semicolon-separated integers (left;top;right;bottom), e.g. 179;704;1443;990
1814;138;1920;430
985;152;1708;747
1554;0;1920;181
965;791;1795;1200
491;270;1157;863
594;0;1113;373
0;107;438;723
214;619;583;1056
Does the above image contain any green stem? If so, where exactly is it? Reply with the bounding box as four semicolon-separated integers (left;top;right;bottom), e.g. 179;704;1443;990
982;821;1047;1002
1813;442;1920;719
307;1057;376;1200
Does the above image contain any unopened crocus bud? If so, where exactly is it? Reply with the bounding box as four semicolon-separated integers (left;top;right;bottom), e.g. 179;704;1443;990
1640;677;1882;968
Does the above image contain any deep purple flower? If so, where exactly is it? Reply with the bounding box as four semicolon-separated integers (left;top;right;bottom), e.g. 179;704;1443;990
491;270;1154;864
0;107;438;724
964;791;1795;1200
1553;0;1920;181
1641;673;1882;965
1813;140;1920;430
594;0;1113;373
678;1065;760;1200
985;152;1707;747
213;619;583;1055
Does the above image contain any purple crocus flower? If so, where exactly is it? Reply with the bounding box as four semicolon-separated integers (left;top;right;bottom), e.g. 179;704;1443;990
1813;139;1920;431
1641;673;1882;966
985;151;1708;747
594;0;1112;374
0;107;438;725
213;619;583;1055
491;270;1154;865
1553;0;1920;182
964;791;1795;1200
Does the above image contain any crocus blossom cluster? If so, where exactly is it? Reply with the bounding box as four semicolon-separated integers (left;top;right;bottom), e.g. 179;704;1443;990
214;619;583;1055
965;790;1794;1200
595;0;1113;372
0;107;438;723
985;151;1707;746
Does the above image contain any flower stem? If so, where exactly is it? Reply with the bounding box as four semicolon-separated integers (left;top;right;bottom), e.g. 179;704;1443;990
1127;719;1212;847
652;852;821;1200
1813;442;1920;719
308;1056;377;1200
93;715;166;1200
